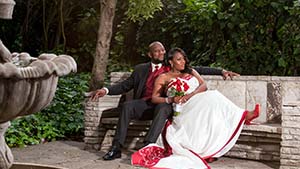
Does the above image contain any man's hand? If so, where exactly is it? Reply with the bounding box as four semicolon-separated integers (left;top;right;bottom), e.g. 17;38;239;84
222;70;240;80
89;88;107;101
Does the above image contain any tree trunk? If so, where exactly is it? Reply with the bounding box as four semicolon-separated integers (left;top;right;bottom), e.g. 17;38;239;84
89;0;117;91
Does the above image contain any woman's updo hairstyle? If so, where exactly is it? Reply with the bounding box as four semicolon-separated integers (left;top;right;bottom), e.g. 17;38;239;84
167;47;192;74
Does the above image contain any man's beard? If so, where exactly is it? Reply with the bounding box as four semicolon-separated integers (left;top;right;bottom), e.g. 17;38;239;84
151;58;164;64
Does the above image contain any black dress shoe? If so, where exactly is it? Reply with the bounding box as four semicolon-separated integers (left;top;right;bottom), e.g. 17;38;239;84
102;146;121;160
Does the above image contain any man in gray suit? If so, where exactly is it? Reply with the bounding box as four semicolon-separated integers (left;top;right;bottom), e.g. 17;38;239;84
90;41;239;160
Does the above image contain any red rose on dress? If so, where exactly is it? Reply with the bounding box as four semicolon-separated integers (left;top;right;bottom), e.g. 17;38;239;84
167;77;190;97
131;145;166;167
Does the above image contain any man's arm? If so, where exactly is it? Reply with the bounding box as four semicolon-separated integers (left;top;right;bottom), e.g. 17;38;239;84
89;74;134;101
106;72;135;95
194;66;240;80
193;66;223;75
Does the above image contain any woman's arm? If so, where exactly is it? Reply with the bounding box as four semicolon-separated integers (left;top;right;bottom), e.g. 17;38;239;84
151;74;171;104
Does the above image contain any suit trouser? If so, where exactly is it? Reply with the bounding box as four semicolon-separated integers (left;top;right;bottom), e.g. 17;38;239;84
113;99;172;146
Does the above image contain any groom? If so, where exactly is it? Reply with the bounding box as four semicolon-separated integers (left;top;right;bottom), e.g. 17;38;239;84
90;41;239;161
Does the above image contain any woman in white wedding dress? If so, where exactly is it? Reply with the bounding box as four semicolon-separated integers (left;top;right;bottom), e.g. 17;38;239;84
131;47;260;169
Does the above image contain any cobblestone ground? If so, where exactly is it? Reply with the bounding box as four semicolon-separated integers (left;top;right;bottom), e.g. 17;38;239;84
11;141;278;169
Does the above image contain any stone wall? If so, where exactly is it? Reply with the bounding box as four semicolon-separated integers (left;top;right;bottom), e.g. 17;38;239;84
203;75;296;124
84;72;300;167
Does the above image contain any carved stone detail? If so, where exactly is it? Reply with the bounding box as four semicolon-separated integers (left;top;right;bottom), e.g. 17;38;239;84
267;82;282;123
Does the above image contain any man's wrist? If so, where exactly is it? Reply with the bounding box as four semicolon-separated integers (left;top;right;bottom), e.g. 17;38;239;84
222;69;226;74
165;97;173;104
165;97;170;104
102;87;109;95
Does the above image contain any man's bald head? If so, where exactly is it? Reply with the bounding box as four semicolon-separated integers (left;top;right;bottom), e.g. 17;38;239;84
149;41;164;52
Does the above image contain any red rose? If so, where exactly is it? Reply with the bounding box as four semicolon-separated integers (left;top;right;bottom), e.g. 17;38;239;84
183;81;189;91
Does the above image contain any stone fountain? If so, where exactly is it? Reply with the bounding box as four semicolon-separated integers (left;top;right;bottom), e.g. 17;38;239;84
0;0;77;168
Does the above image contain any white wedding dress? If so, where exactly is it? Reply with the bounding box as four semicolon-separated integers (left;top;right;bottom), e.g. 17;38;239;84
131;75;247;169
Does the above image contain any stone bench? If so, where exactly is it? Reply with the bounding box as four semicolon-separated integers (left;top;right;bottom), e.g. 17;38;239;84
85;95;152;151
84;72;300;168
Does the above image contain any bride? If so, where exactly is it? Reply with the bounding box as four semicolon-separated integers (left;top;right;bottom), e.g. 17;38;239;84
131;47;260;169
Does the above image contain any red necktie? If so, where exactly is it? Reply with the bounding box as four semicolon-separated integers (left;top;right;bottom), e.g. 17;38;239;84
154;65;159;72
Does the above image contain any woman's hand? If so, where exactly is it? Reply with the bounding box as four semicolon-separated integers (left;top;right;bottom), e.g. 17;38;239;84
178;93;194;104
173;96;182;104
174;95;189;104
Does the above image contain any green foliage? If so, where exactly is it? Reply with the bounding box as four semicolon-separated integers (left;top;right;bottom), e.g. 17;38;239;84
134;0;299;76
65;7;99;72
107;56;133;73
1;0;299;76
126;0;163;22
5;73;90;147
1;0;99;72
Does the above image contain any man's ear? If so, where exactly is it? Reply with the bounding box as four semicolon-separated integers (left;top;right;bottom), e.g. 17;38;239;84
147;52;152;59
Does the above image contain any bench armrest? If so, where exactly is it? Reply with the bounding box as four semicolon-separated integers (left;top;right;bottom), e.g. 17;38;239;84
94;95;122;111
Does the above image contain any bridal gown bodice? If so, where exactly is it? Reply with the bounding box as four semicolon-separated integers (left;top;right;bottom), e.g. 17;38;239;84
166;75;199;97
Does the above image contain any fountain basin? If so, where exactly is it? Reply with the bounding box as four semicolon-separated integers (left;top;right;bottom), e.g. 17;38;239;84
0;54;77;123
0;75;58;123
11;163;67;169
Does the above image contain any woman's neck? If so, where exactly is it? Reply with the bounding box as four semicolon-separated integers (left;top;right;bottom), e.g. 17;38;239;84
170;69;181;74
169;70;186;79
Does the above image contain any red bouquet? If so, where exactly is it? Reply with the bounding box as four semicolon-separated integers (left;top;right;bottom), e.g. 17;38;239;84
167;77;190;116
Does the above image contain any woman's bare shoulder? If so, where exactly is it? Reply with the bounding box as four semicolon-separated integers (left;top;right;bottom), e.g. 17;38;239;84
158;72;170;79
157;72;171;83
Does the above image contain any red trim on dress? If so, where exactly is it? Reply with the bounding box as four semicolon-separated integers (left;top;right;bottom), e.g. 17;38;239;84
203;110;247;159
131;107;248;169
131;119;173;168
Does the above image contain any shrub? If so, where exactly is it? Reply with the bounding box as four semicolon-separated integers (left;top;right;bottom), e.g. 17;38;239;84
5;73;90;147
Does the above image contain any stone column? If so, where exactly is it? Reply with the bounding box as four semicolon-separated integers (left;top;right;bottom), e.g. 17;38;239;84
84;95;121;150
84;99;104;150
280;104;300;169
280;81;300;169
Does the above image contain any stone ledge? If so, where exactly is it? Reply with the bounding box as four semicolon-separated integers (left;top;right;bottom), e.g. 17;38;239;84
83;137;100;144
243;123;281;134
101;117;152;126
101;117;281;134
84;95;122;111
226;150;280;161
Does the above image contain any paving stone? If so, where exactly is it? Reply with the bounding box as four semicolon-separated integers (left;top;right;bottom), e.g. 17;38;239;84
11;140;278;169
